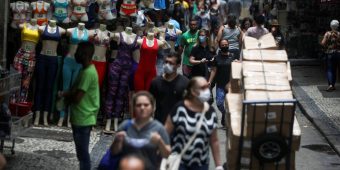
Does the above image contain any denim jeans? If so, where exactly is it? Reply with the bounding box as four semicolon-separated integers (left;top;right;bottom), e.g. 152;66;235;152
72;125;92;170
179;164;209;170
326;52;339;86
216;86;227;125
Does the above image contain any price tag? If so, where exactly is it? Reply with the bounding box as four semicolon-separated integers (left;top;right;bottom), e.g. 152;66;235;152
57;9;64;14
76;6;82;11
24;45;33;51
46;50;53;55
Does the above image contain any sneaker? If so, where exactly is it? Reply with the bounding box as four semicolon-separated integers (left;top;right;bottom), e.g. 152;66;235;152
326;86;336;92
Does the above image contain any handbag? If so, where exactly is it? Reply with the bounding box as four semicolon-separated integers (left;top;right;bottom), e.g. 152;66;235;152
160;102;209;170
98;120;133;170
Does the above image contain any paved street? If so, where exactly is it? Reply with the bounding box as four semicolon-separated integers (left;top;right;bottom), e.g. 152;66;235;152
2;65;340;170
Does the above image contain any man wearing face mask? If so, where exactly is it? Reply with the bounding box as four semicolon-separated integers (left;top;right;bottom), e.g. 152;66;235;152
179;19;199;77
189;29;213;79
208;39;237;127
149;51;189;124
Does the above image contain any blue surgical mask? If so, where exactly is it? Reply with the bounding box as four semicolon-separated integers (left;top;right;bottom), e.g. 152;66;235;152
199;36;206;43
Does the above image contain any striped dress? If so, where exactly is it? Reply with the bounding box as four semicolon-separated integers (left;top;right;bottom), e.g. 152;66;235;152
170;101;218;166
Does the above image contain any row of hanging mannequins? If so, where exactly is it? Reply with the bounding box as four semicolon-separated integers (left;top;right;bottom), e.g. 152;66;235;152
10;0;166;29
14;17;181;131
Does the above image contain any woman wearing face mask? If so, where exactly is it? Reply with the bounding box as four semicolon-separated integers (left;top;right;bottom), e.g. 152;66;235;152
208;39;237;127
110;91;171;170
189;29;213;79
216;14;242;60
165;77;223;170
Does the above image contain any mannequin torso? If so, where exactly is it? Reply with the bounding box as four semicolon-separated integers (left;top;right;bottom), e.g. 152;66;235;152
71;0;89;21
162;23;182;49
10;1;30;29
19;21;39;52
90;25;111;61
67;23;89;57
97;0;115;20
112;27;139;61
137;33;167;49
39;21;65;56
31;1;50;26
53;0;71;23
120;0;137;17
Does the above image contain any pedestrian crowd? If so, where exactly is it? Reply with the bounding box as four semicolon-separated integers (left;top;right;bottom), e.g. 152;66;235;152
6;1;340;170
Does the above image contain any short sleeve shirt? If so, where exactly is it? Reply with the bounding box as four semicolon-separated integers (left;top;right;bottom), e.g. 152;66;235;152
170;101;218;166
118;120;170;170
70;64;99;126
181;30;198;66
190;45;213;78
211;52;235;87
149;75;189;124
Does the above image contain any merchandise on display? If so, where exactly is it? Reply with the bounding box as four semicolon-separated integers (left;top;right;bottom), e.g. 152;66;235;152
31;0;51;26
10;1;31;29
57;23;88;127
34;20;66;126
70;0;89;22
97;0;115;20
104;27;139;132
53;0;71;24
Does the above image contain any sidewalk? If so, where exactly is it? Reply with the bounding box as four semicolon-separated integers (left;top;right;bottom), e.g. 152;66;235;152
292;65;340;155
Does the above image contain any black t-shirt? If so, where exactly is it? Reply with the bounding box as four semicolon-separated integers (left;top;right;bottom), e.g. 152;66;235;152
211;52;236;87
190;45;213;78
149;75;189;124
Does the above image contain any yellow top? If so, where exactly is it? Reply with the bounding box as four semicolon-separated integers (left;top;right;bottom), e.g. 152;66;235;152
175;1;189;9
21;23;39;43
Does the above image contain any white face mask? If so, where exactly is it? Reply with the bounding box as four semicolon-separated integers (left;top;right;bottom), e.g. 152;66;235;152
198;89;211;102
163;63;175;74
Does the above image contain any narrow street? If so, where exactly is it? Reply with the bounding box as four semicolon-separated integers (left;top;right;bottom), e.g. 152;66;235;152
3;65;340;170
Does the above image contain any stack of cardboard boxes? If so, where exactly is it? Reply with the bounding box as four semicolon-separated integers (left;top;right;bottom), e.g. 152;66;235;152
225;34;301;170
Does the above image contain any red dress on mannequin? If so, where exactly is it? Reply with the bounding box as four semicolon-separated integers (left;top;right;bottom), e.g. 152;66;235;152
134;37;159;91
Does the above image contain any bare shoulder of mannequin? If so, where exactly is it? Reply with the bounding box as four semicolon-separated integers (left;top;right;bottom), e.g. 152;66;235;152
67;27;75;35
38;25;47;32
59;27;66;34
111;32;120;42
88;29;96;38
137;38;144;45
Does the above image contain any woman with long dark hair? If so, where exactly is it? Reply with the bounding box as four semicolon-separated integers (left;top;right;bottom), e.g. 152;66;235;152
189;29;213;79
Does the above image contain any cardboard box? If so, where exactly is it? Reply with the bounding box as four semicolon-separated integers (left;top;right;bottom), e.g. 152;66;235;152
242;61;289;75
243;49;288;62
287;61;292;81
243;34;277;50
230;62;243;92
242;61;292;81
232;61;243;80
243;76;291;91
245;90;295;123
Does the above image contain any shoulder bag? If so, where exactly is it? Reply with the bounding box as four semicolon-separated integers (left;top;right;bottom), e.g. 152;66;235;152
160;102;209;170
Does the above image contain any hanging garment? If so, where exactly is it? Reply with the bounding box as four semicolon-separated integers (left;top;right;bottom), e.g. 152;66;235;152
104;33;138;118
134;37;159;91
